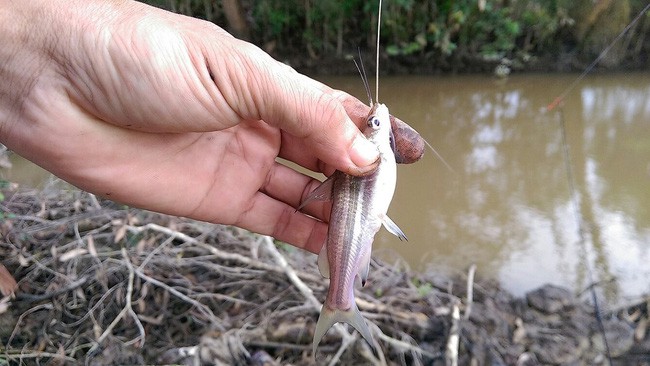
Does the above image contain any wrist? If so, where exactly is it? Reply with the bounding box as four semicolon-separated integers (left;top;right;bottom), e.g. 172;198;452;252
0;1;51;142
0;0;121;145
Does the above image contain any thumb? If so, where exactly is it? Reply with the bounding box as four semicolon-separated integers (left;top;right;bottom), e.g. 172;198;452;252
209;41;379;175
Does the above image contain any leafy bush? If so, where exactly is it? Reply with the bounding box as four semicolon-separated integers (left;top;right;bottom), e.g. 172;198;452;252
138;0;649;71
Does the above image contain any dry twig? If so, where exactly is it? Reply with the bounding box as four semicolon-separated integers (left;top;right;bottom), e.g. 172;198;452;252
88;248;145;354
464;264;477;320
445;303;460;366
260;235;358;363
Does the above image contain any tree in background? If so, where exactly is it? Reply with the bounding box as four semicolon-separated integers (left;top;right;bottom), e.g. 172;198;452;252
139;0;650;72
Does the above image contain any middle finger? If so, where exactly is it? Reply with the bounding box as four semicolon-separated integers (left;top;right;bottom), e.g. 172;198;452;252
260;161;332;222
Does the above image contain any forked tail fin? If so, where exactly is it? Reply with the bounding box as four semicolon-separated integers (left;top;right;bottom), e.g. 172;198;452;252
312;304;374;355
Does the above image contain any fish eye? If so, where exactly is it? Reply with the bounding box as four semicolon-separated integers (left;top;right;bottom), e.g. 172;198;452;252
367;117;380;128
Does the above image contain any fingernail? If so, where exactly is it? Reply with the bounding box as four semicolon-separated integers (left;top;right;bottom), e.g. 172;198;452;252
350;135;379;169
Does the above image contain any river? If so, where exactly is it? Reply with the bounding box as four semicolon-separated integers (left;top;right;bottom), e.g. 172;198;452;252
323;72;650;305
2;73;649;305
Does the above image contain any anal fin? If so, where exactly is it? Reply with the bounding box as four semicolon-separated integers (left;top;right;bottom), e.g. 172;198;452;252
317;244;330;279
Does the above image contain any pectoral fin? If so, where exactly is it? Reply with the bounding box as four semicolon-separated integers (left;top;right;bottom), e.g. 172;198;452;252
382;215;408;241
297;173;337;211
317;244;330;279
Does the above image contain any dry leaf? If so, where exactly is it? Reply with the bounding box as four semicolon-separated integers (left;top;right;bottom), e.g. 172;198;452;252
18;254;28;267
128;213;139;225
136;238;146;256
627;308;641;322
0;219;13;235
36;202;47;218
0;296;10;314
114;225;127;243
87;235;98;258
0;264;17;297
635;316;648;342
59;248;88;262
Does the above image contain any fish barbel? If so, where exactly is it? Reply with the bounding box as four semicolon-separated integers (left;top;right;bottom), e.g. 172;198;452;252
300;102;407;354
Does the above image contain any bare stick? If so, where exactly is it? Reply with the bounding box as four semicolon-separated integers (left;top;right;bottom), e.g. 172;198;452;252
7;303;53;349
261;237;353;341
126;223;321;283
358;343;383;365
88;249;145;354
464;264;476;320
4;352;76;363
15;276;88;303
120;248;146;347
371;322;440;360
133;266;218;325
261;236;319;308
356;297;430;325
445;303;460;366
261;235;358;364
327;333;357;366
87;193;102;210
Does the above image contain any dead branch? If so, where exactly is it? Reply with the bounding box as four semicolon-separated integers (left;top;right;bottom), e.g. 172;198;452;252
88;248;144;354
260;236;356;348
464;264;476;320
445;303;460;366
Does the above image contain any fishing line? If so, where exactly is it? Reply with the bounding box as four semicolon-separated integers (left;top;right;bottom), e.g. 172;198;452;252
556;107;612;364
547;4;650;363
548;2;650;111
375;0;382;102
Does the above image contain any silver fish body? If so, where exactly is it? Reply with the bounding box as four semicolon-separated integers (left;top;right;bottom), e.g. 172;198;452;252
301;103;407;353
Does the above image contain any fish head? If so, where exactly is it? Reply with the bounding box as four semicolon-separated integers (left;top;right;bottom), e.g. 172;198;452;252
363;103;392;152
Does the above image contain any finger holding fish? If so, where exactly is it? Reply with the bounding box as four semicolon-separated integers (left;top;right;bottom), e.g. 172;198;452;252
261;162;332;222
336;91;425;164
286;68;425;166
277;86;424;177
232;188;328;255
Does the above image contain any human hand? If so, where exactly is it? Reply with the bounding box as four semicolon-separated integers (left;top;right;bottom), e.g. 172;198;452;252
0;0;418;253
0;0;378;253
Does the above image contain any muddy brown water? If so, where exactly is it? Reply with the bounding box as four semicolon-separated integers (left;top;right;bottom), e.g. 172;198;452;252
2;73;649;305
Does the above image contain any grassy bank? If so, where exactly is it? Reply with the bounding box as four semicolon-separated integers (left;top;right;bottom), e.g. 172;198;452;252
141;0;650;74
0;181;649;365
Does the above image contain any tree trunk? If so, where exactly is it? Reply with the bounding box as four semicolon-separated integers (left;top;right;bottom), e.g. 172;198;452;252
222;0;250;40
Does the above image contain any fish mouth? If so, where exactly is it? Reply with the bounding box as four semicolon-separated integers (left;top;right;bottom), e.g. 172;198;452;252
389;128;396;155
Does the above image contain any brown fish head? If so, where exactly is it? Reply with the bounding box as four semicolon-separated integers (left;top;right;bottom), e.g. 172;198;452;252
390;115;424;164
340;92;425;164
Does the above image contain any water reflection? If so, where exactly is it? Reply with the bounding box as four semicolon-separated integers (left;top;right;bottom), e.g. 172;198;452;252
323;73;650;304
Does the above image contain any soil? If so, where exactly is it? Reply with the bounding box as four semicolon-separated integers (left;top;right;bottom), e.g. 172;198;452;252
0;182;649;365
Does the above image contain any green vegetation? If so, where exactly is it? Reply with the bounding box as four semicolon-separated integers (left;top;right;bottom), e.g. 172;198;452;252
411;277;433;297
143;1;650;72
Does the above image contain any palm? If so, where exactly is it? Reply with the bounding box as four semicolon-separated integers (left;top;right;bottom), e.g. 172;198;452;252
2;0;388;253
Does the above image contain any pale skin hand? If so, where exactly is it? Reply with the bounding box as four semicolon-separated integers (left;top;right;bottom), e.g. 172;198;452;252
0;0;381;254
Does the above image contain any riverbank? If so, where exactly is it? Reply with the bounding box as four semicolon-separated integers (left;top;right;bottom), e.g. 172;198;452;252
0;182;648;365
286;51;648;77
143;0;650;77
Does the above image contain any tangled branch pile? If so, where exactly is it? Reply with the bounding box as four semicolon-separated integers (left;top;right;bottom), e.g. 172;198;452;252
1;182;648;365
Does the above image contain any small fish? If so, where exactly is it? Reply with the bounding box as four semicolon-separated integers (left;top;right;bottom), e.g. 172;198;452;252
300;0;408;354
300;102;407;354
